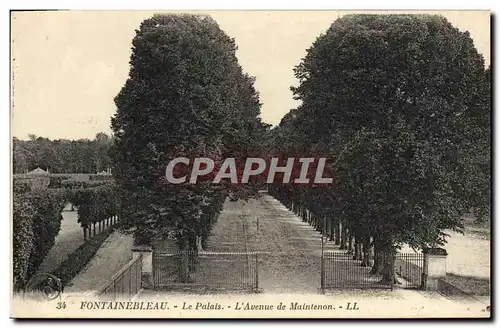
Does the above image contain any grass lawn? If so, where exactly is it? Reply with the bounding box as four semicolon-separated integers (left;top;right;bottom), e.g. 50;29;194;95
444;273;490;296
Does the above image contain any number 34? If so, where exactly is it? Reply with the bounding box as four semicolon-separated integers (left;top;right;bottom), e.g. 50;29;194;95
56;302;67;309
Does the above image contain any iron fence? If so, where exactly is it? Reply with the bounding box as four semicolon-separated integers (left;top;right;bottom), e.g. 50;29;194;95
322;251;424;290
152;251;258;291
322;252;392;290
97;253;143;300
395;253;424;289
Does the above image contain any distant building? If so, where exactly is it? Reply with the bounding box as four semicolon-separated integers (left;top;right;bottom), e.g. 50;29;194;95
27;167;49;175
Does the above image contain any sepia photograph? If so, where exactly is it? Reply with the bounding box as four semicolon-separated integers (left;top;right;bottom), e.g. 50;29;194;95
10;9;491;319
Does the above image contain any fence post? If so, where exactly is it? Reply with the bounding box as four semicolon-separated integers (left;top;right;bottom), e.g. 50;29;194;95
390;254;394;291
132;245;153;288
421;248;447;291
255;252;259;292
321;236;325;292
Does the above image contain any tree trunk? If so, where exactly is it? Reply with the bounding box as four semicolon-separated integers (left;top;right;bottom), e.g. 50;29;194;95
379;242;398;285
381;252;397;284
370;237;383;274
328;218;335;241
334;221;341;245
347;233;354;255
178;251;190;283
361;235;372;267
178;239;191;283
196;235;203;252
93;223;96;236
353;231;362;260
340;224;348;250
83;226;88;241
99;220;102;234
316;216;322;232
371;243;383;274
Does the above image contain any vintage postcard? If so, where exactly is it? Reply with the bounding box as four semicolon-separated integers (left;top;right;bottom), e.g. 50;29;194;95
10;10;491;319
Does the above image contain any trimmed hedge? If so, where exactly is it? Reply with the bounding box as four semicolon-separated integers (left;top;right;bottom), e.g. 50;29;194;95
48;175;71;188
13;179;121;291
51;227;116;287
61;180;109;189
89;174;113;181
12;195;36;291
13;178;32;194
13;188;67;291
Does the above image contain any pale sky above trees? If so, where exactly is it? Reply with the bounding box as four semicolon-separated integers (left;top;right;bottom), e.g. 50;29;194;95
11;10;490;140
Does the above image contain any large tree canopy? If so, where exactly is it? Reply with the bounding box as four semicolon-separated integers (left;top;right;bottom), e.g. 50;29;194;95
111;14;265;249
270;14;490;282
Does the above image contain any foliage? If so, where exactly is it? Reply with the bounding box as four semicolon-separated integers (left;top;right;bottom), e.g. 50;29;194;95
12;193;36;291
48;175;71;188
89;174;113;181
12;133;113;174
111;14;266;249
13;177;119;290
51;227;116;286
12;188;67;291
268;14;490;281
61;179;109;189
65;181;120;228
13;177;32;194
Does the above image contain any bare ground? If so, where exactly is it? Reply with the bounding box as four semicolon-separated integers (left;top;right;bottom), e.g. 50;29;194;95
65;231;133;293
140;192;489;316
204;192;336;293
35;208;85;276
204;192;402;293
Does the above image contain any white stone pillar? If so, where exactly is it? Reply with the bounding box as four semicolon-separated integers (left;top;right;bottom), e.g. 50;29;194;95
132;245;153;287
422;247;447;291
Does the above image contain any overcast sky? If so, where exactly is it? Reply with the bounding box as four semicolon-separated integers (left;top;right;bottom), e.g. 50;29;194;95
11;10;491;140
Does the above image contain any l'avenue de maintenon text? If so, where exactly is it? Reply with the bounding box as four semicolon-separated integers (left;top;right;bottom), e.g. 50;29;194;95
79;301;360;311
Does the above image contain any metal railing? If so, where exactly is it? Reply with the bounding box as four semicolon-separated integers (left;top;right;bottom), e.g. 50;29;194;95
322;251;393;290
321;251;424;290
152;251;258;291
97;253;143;300
395;253;424;288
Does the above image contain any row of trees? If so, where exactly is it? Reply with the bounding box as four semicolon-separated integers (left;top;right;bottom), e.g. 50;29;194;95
15;14;489;287
110;13;268;267
266;14;491;282
13;133;113;174
12;177;119;290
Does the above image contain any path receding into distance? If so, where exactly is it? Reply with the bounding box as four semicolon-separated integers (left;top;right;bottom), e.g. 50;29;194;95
35;204;84;277
201;191;334;293
139;191;488;316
